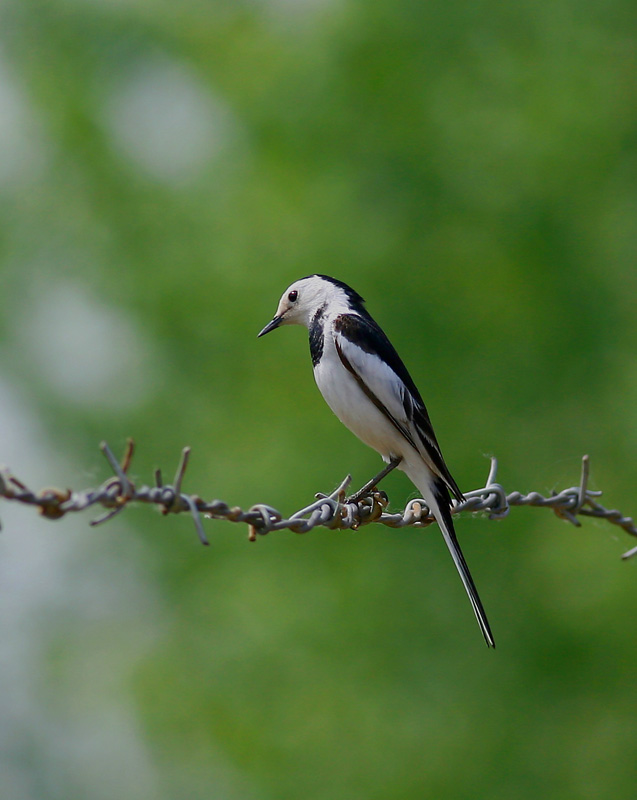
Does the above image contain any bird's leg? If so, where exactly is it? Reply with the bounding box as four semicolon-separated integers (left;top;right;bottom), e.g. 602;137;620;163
347;457;402;503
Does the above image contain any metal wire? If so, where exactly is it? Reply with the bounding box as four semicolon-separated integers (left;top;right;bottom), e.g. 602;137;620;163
0;441;635;559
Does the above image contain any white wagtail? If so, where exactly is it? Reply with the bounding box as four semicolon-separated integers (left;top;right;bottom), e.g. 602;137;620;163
258;274;495;648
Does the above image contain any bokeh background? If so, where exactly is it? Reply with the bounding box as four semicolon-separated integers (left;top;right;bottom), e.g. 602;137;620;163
1;1;636;798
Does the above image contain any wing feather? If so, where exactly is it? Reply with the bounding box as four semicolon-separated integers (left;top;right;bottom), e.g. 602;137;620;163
333;313;463;501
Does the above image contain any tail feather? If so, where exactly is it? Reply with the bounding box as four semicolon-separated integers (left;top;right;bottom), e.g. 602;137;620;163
408;467;495;648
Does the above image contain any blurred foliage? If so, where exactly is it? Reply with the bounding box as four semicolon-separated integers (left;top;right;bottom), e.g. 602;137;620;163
1;0;637;798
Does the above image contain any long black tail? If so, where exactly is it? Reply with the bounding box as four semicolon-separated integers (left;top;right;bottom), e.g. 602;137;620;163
429;478;495;648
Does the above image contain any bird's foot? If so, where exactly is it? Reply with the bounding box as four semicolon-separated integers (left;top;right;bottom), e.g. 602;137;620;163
345;457;402;503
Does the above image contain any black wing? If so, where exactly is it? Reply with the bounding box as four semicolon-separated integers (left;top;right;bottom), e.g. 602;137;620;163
333;313;464;502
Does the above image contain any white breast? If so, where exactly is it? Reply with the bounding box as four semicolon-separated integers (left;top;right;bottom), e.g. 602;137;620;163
313;325;405;461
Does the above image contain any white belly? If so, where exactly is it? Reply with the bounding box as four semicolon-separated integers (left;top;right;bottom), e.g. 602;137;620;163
313;347;403;461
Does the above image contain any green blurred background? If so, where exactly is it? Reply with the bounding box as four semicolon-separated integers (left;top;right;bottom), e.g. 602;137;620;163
1;0;636;797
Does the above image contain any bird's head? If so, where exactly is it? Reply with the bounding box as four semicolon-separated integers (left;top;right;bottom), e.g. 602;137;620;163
258;274;365;337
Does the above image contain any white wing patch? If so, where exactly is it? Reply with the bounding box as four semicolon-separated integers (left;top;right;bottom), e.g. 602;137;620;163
335;333;407;419
333;331;422;448
333;325;456;481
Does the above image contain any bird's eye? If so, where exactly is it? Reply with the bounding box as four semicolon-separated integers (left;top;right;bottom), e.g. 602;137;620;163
288;290;298;302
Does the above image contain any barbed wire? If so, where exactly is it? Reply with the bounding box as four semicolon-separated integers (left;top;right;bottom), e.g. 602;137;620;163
1;440;636;559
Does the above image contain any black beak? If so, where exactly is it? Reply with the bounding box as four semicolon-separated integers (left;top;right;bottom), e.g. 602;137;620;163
257;315;284;338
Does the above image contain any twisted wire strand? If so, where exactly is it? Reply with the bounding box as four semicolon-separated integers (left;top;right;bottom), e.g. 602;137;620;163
0;441;635;559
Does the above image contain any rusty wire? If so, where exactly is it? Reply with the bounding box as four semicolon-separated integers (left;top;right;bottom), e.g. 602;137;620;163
0;440;635;559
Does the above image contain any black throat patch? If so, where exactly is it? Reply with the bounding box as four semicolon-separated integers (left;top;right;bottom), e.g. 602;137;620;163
309;304;327;366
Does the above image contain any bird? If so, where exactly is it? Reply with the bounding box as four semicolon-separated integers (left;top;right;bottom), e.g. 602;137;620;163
258;274;495;648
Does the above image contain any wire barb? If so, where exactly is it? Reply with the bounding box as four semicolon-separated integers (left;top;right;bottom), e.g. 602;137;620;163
0;442;635;558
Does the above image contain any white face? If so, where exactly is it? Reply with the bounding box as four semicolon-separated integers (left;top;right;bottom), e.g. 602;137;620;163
272;278;320;326
258;275;343;336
